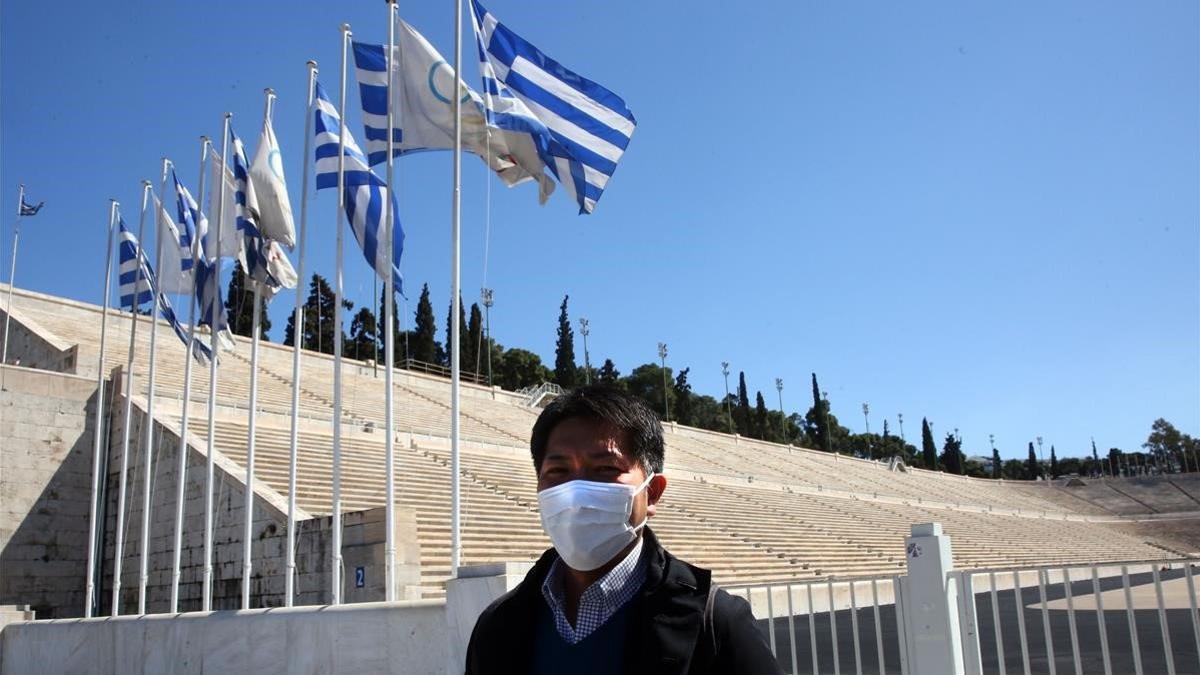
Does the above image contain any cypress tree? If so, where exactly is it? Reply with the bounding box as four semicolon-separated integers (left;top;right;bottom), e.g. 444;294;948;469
673;368;694;427
940;433;963;474
811;373;832;453
1049;445;1060;479
1026;442;1040;480
992;447;1002;479
411;283;438;364
444;295;468;367
553;295;578;388
754;391;770;441
466;303;483;377
346;307;377;361
921;418;937;469
736;372;751;435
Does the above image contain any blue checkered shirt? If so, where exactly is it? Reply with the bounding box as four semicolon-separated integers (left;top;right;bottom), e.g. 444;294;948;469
540;537;647;644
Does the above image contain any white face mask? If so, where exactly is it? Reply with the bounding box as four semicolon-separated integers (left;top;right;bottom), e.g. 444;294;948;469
537;473;655;572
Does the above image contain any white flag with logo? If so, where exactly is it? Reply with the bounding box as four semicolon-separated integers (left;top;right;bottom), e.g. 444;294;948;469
352;21;554;203
250;119;297;249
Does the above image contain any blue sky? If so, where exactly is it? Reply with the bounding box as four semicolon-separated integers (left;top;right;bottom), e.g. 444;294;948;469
2;1;1196;460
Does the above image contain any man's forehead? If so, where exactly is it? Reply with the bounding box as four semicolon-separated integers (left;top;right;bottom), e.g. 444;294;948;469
546;418;628;454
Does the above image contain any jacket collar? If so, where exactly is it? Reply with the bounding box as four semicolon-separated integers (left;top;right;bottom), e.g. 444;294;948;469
501;528;710;675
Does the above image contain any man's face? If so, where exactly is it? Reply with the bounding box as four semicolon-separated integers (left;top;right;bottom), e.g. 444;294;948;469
537;417;666;526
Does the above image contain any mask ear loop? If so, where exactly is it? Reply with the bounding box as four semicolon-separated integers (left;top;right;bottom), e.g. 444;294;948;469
630;472;657;531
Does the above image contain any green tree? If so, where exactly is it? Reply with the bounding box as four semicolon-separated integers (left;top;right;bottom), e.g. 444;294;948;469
623;363;673;419
411;284;438;364
283;273;335;353
466;303;483;377
377;285;404;363
1108;447;1123;476
672;368;694;426
940;433;964;475
597;358;620;384
1049;445;1060;479
991;447;1002;479
1026;442;1040;480
224;262;271;340
809;373;832;453
921;418;937;469
1144;418;1198;472
754;391;770;441
494;347;552;390
736;372;752;436
444;295;467;368
1002;459;1027;479
346;307;377;361
553;295;578;388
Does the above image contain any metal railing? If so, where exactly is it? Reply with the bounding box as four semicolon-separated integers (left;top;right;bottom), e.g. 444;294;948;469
726;574;909;674
956;558;1200;675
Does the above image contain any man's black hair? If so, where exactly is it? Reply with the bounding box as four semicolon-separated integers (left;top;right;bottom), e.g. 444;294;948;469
530;384;665;474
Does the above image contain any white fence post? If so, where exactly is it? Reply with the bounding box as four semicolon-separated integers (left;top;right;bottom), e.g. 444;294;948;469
900;522;968;675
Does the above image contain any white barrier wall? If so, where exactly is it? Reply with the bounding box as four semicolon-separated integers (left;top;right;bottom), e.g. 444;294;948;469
0;600;448;675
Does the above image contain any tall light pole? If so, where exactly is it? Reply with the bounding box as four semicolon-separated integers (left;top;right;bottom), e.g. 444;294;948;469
897;413;905;443
657;342;669;420
775;378;785;441
822;390;834;454
989;434;996;477
480;288;493;387
721;362;732;433
1036;436;1044;464
862;402;871;458
579;318;591;385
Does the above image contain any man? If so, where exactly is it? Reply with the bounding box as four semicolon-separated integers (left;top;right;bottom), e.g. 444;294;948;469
466;385;782;674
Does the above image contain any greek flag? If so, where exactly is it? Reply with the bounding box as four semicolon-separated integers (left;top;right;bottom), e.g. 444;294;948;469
470;0;636;214
153;192;192;294
118;217;154;310
313;80;404;294
118;216;213;363
19;198;44;216
230;126;297;299
173;170;208;261
193;255;235;353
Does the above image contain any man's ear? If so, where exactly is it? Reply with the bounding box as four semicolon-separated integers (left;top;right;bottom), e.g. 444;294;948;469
646;474;668;516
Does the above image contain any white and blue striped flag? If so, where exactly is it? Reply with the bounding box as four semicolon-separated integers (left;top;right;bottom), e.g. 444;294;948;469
313;80;404;295
173;170;208;262
153;191;193;294
230;126;297;299
118;217;155;310
193;255;235;354
351;23;554;203
118;216;213;363
469;0;636;214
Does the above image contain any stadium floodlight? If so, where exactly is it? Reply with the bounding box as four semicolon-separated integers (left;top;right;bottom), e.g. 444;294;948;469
721;362;732;434
657;342;669;420
897;413;905;442
862;403;871;458
775;379;785;441
579;318;591;385
1036;436;1044;465
481;288;494;386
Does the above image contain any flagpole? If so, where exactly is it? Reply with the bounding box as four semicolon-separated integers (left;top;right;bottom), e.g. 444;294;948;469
112;179;152;616
287;60;318;608
384;0;398;603
450;0;463;579
171;136;209;613
85;199;119;618
331;23;352;605
1;184;24;369
203;113;232;611
138;159;171;614
241;88;276;610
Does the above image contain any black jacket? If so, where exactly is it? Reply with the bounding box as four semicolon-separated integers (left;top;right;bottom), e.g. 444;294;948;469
464;528;784;675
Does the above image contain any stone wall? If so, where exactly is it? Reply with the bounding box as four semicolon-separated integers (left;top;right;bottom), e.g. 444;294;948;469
1;363;422;619
0;302;78;374
100;384;423;615
0;366;100;618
